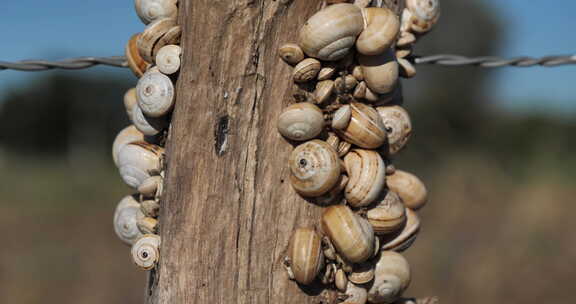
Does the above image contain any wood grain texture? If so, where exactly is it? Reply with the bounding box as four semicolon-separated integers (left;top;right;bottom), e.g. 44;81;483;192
146;1;405;303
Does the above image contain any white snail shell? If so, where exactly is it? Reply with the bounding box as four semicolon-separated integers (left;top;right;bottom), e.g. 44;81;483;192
287;227;324;285
366;191;406;235
341;282;368;304
277;103;324;141
117;141;164;189
278;43;305;65
381;208;420;252
131;234;161;270
137;69;175;117
356;7;400;56
135;0;178;25
156;44;182;75
334;102;387;149
113;195;145;245
321;205;375;263
299;4;364;61
112;125;145;166
376;105;412;156
358;50;399;95
386;170;427;210
132;103;169;136
344;149;387;208
368;251;411;304
138;175;163;198
289;140;341;197
405;0;440;33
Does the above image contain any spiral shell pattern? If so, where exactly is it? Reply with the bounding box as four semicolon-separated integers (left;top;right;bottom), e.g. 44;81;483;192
131;234;161;270
289;140;341;197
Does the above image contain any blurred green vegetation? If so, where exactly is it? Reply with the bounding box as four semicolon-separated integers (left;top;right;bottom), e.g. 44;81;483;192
0;0;574;303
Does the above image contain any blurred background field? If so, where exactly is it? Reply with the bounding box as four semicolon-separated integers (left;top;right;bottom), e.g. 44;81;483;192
1;0;575;303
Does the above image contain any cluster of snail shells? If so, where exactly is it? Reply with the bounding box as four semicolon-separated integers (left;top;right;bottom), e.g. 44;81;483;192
113;0;182;271
280;1;438;303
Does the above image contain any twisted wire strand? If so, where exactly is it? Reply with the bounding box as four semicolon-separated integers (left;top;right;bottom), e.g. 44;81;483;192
1;54;576;71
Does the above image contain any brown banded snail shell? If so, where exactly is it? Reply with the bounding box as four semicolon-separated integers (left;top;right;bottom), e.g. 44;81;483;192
277;103;324;141
386;170;427;210
131;234;161;270
293;58;321;83
376;105;412;156
344;149;387;208
117;141;164;189
334;102;387;149
113;195;145;245
367;251;411;304
321;205;375;263
125;33;150;78
348;262;375;284
137;18;177;63
289;140;341;197
286;227;324;285
366;191;406;235
381;208;420;252
299;4;364;61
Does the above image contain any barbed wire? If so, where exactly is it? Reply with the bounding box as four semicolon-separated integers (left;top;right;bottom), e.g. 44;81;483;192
1;54;576;72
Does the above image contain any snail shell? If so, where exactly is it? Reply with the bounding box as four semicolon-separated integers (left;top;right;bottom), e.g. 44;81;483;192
321;205;375;263
113;195;145;245
124;88;138;120
353;81;367;99
398;58;416;78
366;191;406;235
138;18;177;63
341;282;368;304
318;66;337;81
138;175;163;198
293;58;321;83
117;141;164;189
299;4;364;61
279;43;305;65
131;234;161;270
156;44;182;75
356;7;400;56
334;102;387;149
352;65;364;81
135;0;178;25
335;268;348;292
314;80;335;105
137;69;175;117
368;251;411;304
386;170;427;210
132;103;169;136
381;208;420;252
112;125;145;166
277;103;324;141
358;50;399;95
405;0;440;33
152;25;181;57
289;140;341;197
141;200;161;218
137;217;158;234
397;31;416;47
332;105;352;130
376;105;412;156
287;227;324;285
125;33;150;78
349;262;375;284
344;149;387;208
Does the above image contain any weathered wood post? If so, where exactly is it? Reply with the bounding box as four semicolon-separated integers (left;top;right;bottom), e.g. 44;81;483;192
146;1;406;303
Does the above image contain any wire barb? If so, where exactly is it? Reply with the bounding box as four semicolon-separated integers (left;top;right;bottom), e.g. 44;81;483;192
1;54;576;72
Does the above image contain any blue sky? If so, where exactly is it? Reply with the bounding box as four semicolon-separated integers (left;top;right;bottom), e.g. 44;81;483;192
0;1;574;115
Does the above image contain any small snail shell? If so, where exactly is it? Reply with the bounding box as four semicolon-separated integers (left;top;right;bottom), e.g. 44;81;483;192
137;216;158;234
279;43;305;65
352;65;364;81
289;140;341;197
368;251;410;304
321;205;375;263
112;125;145;166
341;282;368;304
131;234;161;270
135;0;178;25
344;149;387;207
381;208;420;252
132;104;169;136
117;142;164;188
125;33;150;78
334;102;387;149
349;262;375;284
376;106;412;155
137;70;175;117
405;0;440;33
321;262;338;285
326;132;340;150
156;44;181;75
293;58;321;83
386;170;427;210
113;195;145;245
332;105;352;130
344;75;358;91
353;81;367;99
138;175;163;198
138;18;177;63
398;58;416;78
358;50;399;94
277;103;324;141
314;80;335;105
318;66;337;81
287;227;324;285
335;268;348;292
356;7;400;56
299;4;364;61
124;88;138;119
366;191;406;235
141;200;161;218
152;25;182;57
338;141;352;157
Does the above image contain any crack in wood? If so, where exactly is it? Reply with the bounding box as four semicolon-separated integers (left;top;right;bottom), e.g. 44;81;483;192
214;115;230;156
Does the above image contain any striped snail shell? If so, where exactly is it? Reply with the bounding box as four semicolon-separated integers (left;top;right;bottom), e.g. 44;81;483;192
334;102;387;149
344;149;387;208
376;105;412;156
113;195;144;245
289;140;341;197
386;170;427;210
381;208;420;252
366;191;406;235
131;234;161;270
125;33;150;78
286;227;324;285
